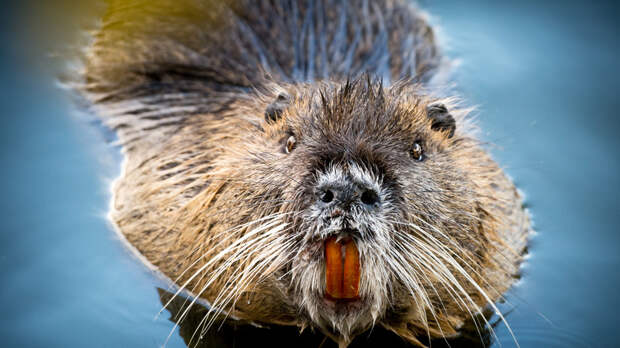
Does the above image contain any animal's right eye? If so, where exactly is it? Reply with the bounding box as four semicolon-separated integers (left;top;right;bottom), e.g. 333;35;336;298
285;135;297;153
411;142;424;161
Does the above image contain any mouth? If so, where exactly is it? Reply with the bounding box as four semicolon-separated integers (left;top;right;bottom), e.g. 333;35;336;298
324;236;360;302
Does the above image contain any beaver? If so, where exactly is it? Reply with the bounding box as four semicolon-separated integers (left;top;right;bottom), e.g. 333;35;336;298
76;0;530;347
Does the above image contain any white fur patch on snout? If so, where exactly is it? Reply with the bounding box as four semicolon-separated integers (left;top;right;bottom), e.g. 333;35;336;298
306;162;393;242
315;162;384;202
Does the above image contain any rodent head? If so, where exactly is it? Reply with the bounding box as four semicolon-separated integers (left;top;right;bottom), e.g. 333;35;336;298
181;77;506;345
241;78;495;343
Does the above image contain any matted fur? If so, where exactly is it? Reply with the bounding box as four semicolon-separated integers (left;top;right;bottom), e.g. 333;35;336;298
74;1;529;347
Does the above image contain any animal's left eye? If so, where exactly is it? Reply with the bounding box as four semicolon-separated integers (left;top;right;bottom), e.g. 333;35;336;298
285;135;297;153
411;142;424;161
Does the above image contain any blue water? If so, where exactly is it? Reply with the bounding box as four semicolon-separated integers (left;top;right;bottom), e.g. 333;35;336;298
0;1;618;347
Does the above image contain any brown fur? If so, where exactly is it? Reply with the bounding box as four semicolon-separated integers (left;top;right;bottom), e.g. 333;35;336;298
75;0;529;347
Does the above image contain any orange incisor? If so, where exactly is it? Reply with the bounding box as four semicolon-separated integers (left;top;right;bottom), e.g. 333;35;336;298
325;236;360;300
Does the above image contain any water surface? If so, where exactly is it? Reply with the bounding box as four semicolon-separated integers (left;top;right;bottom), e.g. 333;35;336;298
0;1;618;347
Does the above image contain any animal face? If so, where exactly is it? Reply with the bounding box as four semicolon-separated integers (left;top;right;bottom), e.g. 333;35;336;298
250;78;492;342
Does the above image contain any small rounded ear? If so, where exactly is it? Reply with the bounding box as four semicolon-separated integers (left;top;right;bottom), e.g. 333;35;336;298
265;93;290;123
426;102;456;138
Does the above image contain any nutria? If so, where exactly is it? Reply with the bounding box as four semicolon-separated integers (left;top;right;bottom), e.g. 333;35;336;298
75;0;530;347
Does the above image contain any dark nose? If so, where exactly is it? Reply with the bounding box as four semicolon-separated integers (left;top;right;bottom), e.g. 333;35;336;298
318;183;380;208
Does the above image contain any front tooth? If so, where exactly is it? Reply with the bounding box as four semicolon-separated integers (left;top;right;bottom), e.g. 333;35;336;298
342;239;360;299
325;237;343;298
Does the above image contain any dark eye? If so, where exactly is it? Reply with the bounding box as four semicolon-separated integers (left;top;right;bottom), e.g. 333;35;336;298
411;142;424;161
285;135;297;153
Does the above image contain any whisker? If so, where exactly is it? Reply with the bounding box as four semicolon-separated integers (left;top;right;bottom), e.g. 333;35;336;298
160;219;292;346
394;224;518;347
160;213;294;316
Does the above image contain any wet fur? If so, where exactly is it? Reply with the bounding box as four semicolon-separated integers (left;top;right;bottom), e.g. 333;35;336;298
75;0;530;347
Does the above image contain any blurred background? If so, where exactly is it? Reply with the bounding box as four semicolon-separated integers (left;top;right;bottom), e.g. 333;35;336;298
0;0;618;347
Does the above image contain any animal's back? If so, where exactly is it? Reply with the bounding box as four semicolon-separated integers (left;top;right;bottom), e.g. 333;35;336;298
84;0;442;145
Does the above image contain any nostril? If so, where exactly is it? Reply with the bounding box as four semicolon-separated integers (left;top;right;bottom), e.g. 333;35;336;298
320;189;334;203
360;189;379;206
